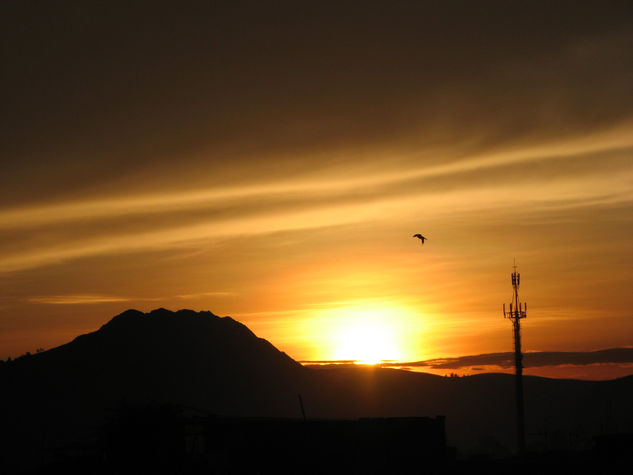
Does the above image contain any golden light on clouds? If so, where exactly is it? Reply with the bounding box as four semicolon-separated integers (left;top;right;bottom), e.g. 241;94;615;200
28;295;131;305
2;2;633;380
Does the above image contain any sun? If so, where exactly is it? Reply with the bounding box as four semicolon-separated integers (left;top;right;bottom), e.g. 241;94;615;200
332;308;402;364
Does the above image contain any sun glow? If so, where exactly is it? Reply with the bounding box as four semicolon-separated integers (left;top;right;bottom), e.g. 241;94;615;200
332;307;405;364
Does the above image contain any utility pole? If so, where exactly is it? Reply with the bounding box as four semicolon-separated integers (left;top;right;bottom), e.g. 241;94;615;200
503;260;527;456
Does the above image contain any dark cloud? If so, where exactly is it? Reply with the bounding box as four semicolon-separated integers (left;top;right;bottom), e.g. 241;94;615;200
2;1;633;204
399;348;633;369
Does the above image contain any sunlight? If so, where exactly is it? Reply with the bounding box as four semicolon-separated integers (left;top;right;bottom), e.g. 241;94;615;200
332;307;404;364
292;292;431;363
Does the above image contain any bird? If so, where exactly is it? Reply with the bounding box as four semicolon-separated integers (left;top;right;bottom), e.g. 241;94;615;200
412;234;427;244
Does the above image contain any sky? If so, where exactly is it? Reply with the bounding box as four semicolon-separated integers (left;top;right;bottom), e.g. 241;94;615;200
2;1;633;377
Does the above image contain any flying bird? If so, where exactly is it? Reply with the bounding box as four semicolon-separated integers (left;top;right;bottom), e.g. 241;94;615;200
412;234;427;244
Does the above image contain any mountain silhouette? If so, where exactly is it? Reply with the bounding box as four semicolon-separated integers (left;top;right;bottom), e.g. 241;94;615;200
1;308;310;473
4;308;306;417
2;308;633;472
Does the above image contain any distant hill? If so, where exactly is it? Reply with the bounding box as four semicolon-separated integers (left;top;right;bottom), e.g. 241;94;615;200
305;366;633;456
2;308;633;469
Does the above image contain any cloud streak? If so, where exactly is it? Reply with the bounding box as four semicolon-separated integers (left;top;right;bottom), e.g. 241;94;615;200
28;295;131;305
2;122;632;231
3;2;633;207
397;348;633;370
1;128;632;272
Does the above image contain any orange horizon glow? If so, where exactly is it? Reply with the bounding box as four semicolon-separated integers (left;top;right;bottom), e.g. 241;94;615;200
3;3;633;383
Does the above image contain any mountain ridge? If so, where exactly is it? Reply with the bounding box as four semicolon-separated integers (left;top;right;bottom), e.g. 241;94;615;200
38;307;301;371
2;308;633;464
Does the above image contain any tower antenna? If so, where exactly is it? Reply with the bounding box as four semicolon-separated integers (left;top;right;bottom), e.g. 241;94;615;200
503;259;527;456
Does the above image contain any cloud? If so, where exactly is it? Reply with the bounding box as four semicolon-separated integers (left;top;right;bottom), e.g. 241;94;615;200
174;291;237;299
299;360;357;365
2;1;633;206
397;348;633;369
1;122;632;231
28;295;131;305
300;349;633;375
25;292;235;304
0;2;631;277
2;1;633;362
1;126;631;273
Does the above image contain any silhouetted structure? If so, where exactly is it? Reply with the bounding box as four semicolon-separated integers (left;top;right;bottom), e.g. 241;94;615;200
194;415;449;473
503;261;527;456
99;405;449;474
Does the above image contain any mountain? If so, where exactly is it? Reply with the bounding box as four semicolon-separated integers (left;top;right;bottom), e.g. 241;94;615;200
1;308;309;472
2;308;633;469
3;308;306;417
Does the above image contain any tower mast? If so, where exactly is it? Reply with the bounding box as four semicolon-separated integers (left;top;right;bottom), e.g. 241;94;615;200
503;260;527;456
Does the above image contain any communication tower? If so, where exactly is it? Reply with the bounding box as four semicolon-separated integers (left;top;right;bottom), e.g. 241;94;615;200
503;260;527;456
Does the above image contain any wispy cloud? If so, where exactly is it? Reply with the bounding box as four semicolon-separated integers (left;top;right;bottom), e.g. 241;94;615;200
299;349;633;378
174;291;237;299
396;348;633;369
1;124;631;232
28;294;131;305
27;292;236;305
2;134;632;273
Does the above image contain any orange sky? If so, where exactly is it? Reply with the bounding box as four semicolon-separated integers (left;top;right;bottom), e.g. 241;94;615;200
2;2;633;376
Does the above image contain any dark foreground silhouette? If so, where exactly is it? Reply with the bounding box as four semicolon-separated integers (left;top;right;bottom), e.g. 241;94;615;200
98;403;449;474
1;309;632;473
